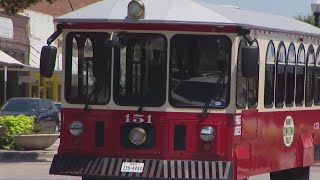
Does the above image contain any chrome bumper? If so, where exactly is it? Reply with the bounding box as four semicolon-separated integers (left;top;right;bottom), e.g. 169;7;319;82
50;154;232;180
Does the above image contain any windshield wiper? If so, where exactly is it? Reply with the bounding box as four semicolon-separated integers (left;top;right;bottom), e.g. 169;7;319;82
84;80;101;111
84;83;94;111
199;72;226;118
137;93;145;114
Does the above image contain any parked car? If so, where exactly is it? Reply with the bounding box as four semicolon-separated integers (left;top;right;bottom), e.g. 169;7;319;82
53;101;61;128
0;97;60;132
53;102;61;111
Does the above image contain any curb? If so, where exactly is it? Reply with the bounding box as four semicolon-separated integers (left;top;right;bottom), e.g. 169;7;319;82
0;151;55;161
0;139;58;162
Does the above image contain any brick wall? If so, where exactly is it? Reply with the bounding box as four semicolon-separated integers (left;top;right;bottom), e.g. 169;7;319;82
29;0;100;17
0;12;29;64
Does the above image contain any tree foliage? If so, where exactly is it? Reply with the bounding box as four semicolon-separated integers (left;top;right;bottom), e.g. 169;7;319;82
294;13;318;27
0;0;55;14
0;115;34;149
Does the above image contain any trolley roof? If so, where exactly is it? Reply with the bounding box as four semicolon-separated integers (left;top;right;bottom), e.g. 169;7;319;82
56;0;320;36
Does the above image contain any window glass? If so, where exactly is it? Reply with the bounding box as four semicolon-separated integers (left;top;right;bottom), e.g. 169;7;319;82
305;45;315;106
275;42;286;107
114;33;167;107
169;35;231;108
315;47;320;105
1;99;38;112
65;32;111;104
285;43;296;106
264;41;276;108
247;41;259;109
296;44;305;106
236;39;248;109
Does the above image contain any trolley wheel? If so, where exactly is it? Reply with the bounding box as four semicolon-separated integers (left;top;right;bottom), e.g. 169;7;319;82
270;166;310;180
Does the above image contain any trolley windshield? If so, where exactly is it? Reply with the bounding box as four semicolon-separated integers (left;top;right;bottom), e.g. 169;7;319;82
169;35;231;108
113;33;167;107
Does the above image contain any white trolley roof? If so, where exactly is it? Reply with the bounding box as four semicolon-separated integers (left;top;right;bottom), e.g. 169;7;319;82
56;0;320;36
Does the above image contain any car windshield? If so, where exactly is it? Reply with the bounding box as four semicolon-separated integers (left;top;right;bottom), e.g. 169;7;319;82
1;99;39;112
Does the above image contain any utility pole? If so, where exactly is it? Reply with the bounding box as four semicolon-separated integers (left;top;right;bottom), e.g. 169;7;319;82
311;0;320;26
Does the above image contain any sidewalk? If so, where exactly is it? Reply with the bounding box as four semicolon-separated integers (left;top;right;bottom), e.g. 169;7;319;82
0;138;58;162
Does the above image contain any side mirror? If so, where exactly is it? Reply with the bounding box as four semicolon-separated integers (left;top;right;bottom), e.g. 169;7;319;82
241;46;259;78
105;32;119;48
40;46;57;78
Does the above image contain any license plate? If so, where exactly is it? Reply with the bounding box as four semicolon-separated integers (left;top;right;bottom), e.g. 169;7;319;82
121;162;144;173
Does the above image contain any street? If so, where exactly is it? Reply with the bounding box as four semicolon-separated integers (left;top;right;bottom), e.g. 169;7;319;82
0;161;320;180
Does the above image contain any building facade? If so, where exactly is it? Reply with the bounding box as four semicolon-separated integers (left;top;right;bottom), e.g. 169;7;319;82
0;13;29;104
0;0;98;104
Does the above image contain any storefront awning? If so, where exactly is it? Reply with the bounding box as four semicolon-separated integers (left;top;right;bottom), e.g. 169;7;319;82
0;50;62;73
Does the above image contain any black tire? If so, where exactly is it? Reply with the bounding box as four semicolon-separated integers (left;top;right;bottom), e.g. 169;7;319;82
270;166;310;180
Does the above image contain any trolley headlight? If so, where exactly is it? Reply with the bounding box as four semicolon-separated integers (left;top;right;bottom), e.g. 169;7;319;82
128;0;145;17
129;127;146;145
200;126;215;142
69;121;83;136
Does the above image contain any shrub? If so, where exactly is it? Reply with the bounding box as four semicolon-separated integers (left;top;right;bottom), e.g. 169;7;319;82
0;115;34;149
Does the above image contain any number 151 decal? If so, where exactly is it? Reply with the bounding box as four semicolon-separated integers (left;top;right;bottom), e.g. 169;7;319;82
124;114;152;123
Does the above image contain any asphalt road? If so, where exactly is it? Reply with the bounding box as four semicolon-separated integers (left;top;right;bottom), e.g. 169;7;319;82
0;161;320;180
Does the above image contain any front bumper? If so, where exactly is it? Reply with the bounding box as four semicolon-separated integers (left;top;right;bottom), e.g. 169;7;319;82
50;154;232;180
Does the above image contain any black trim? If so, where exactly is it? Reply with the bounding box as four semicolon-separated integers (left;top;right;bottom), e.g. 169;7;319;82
315;144;320;160
95;122;105;147
174;125;186;150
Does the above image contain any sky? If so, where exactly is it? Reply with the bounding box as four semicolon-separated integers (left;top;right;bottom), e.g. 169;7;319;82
211;0;313;18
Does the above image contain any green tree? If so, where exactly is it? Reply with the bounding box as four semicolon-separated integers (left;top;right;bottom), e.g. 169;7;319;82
0;0;55;14
294;13;318;27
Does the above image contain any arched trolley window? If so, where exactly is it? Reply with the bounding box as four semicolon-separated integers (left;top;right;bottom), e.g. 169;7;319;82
285;43;296;106
305;45;315;106
264;41;276;108
275;42;286;108
296;44;305;106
